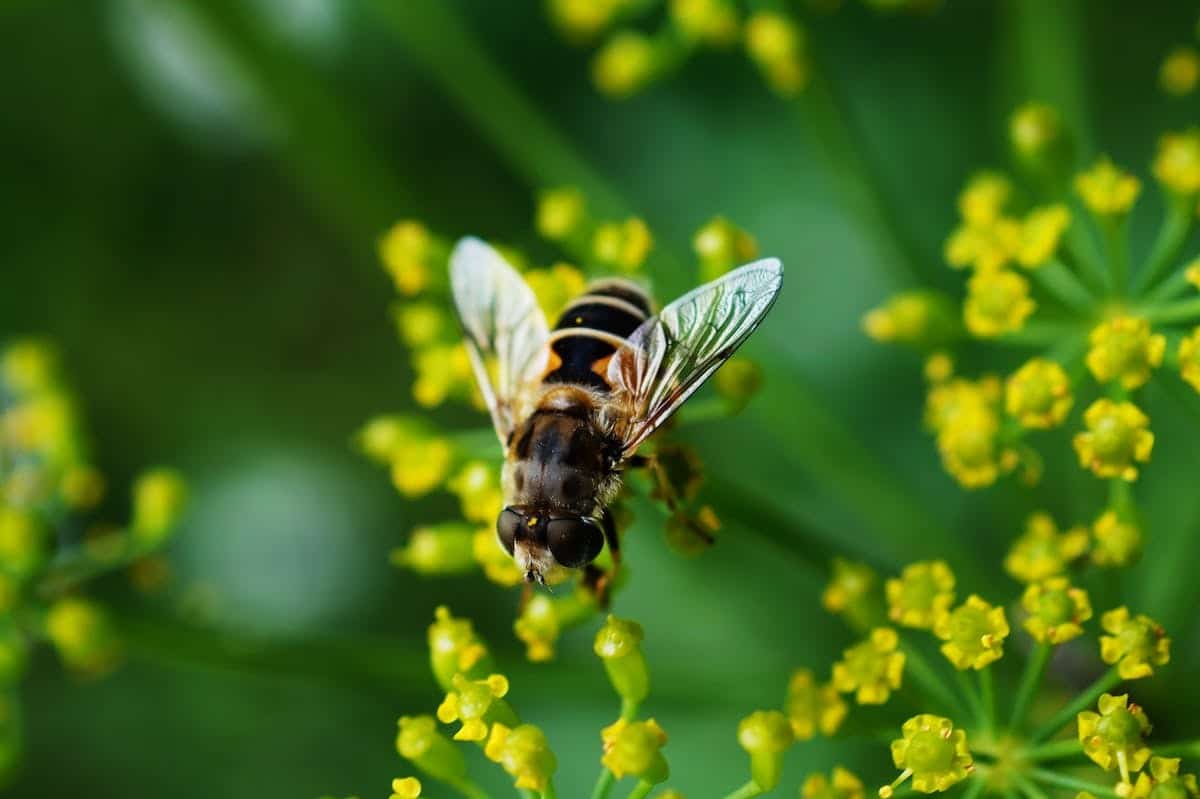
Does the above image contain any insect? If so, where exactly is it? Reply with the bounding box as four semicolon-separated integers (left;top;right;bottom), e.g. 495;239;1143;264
450;237;783;599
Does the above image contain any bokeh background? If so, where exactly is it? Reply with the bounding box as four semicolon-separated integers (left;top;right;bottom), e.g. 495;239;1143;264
2;1;1199;796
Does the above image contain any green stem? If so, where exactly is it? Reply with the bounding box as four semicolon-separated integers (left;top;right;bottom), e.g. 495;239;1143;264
1029;666;1121;743
37;538;161;598
1137;196;1195;294
1102;218;1130;297
721;781;763;799
900;643;965;717
1023;738;1083;762
625;780;655;799
592;770;617;799
541;781;558;799
1029;769;1120;798
1150;739;1200;758
955;669;986;729
449;778;491;799
1141;297;1200;325
621;697;641;722
1033;259;1098;314
961;776;988;799
1011;773;1050;799
1010;643;1052;731
1145;262;1199;303
995;319;1087;348
978;666;996;736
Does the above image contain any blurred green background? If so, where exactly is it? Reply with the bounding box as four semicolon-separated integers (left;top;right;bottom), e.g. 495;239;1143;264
3;1;1200;796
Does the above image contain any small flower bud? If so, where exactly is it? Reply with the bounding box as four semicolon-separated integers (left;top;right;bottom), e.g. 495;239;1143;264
473;528;524;587
601;718;669;783
526;262;588;321
821;558;881;629
484;723;558;792
1004;512;1088;583
1092;511;1143;568
594;615;649;704
436;673;519;742
936;407;1004;489
379;221;437;296
831;627;906;705
60;464;106;510
804;767;866;799
412;343;475;408
1099;607;1170;680
0;507;46;578
391;524;477;576
535;186;588;241
885;561;956;630
1154;130;1200;197
45;597;120;674
0;622;28;684
1016;205;1071;268
393;302;448;349
1073;400;1154;482
933;595;1009;670
692;216;758;281
1078;693;1151;783
714;357;764;413
593;217;654;271
887;715;973;794
862;291;958;347
427;606;493;692
131;468;187;547
1128;757;1200;799
737;709;794;790
785;669;847;739
670;0;738;46
1180;327;1200;393
963;269;1036;338
1;339;57;394
593;32;658;98
1022;577;1092;645
1006;358;1073;429
396;715;468;784
447;461;504;525
1076;158;1141;216
1086;317;1165;390
1161;48;1200;96
744;12;809;96
390;776;422;799
1010;103;1065;165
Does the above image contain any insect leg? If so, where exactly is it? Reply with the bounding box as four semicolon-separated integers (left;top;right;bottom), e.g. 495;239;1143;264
635;452;715;545
581;510;621;609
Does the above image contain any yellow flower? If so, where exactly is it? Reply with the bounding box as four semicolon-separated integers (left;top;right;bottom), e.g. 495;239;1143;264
958;172;1013;225
693;216;758;281
1078;693;1151;781
822;558;878;627
885;714;973;795
1016;205;1071;268
831;627;906;705
45;597;120;674
379;221;435;296
389;435;453;498
1076;158;1141;216
0;506;46;577
744;11;809;96
1004;512;1089;583
737;710;795;791
1021;577;1092;644
924;352;954;383
1179;327;1200;393
525;262;587;321
593;217;654;271
934;595;1008;670
546;0;622;41
447;461;504;525
412;343;474;408
1086;316;1165;389
1154;130;1200;195
393;302;448;349
131;468;187;546
1129;757;1200;799
936;407;1004;489
436;673;517;742
1;339;57;394
390;777;422;799
396;715;469;785
885;561;955;629
390;524;477;576
862;291;956;346
670;0;738;45
1099;607;1170;680
1161;47;1200;95
1188;261;1200;290
785;669;847;739
1073;399;1154;481
594;614;649;704
925;377;1000;432
600;718;669;783
473;528;524;587
427;606;493;692
944;217;1021;272
516;589;597;663
485;723;558;791
964;269;1036;337
593;32;657;98
1010;103;1063;161
804;768;866;799
1006;358;1073;429
535;186;587;240
1092;511;1143;568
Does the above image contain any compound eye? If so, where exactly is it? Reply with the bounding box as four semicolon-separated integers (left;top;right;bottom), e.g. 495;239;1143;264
497;507;522;556
546;517;603;568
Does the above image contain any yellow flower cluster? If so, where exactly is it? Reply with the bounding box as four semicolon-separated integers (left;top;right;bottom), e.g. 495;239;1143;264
924;375;1013;488
1076;158;1141;216
933;595;1009;671
831;627;906;705
1004;511;1088;583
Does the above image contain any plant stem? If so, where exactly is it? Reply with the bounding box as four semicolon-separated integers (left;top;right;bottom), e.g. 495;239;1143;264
621;697;642;722
37;537;157;597
1010;643;1052;731
720;781;763;799
592;770;617;799
1142;297;1200;325
450;779;492;799
900;643;965;717
626;780;655;799
1033;260;1098;314
1029;768;1120;798
978;666;996;736
541;781;558;799
1145;262;1199;303
955;669;986;728
1011;772;1051;799
1029;666;1121;743
961;776;988;799
1102;217;1130;297
1150;739;1200;758
1137;196;1195;294
996;319;1087;348
1023;739;1083;762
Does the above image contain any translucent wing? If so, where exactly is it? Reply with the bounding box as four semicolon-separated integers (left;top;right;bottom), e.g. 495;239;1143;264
607;257;783;455
450;237;549;443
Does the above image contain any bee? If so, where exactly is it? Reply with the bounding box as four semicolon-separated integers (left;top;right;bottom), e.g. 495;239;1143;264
450;237;783;594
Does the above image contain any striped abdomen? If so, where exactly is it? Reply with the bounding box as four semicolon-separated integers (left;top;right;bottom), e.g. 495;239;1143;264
543;280;653;392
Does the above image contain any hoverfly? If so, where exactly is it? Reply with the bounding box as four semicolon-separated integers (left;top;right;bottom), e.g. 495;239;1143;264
450;237;783;596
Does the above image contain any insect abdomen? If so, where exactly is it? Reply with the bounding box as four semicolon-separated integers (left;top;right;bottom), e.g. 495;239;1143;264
543;280;653;391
